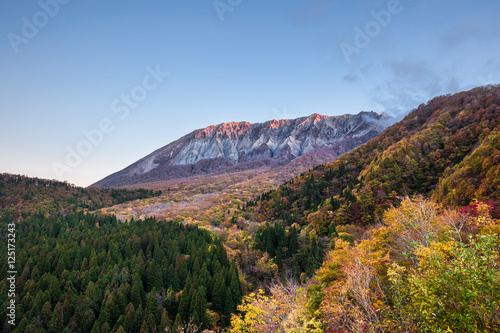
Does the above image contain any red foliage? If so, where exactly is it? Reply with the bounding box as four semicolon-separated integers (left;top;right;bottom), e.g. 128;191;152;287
458;201;500;219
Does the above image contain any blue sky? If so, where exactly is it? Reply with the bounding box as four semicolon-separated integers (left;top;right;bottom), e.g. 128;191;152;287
1;0;499;187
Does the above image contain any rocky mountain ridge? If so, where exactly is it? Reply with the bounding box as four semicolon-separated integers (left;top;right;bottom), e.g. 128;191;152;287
92;111;390;187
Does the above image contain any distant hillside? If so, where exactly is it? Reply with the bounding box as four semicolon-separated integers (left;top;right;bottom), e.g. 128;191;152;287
251;85;500;234
0;173;161;218
92;112;390;188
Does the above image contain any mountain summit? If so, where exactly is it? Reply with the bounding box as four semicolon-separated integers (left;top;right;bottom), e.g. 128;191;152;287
92;112;390;187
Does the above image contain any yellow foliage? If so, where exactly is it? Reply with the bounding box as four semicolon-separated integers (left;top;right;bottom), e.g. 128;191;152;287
317;196;500;332
231;283;323;333
316;239;351;284
474;201;496;226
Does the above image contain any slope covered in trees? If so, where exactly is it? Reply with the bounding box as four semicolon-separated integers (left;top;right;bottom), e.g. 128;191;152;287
252;85;500;234
228;85;500;332
231;197;500;332
0;173;162;218
434;126;500;206
0;213;242;332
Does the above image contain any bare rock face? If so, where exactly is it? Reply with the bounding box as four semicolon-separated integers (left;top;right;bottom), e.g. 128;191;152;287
92;112;390;187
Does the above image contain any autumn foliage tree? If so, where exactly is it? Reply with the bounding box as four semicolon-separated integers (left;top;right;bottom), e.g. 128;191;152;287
316;197;500;332
230;275;322;333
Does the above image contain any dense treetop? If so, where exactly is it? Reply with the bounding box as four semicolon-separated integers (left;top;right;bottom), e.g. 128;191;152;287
0;213;242;332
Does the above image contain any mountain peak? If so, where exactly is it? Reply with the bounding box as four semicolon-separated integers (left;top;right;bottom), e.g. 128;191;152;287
194;121;251;139
307;113;329;121
265;118;292;129
92;111;390;187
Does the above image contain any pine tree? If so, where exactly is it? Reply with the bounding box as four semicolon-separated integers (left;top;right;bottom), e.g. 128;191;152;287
0;209;240;333
131;277;144;306
146;313;156;332
199;263;211;294
101;322;111;333
116;326;126;333
159;308;172;332
146;261;162;291
40;302;52;329
50;301;64;332
192;286;207;329
140;320;148;333
331;197;341;210
266;227;276;257
329;221;339;238
289;226;298;254
230;265;242;305
275;247;283;270
178;283;192;322
145;288;160;325
124;303;135;333
173;313;183;332
192;310;201;329
211;274;225;314
223;287;235;328
134;305;144;333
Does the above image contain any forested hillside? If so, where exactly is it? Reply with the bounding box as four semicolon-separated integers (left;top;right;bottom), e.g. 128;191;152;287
232;197;500;332
251;85;500;234
0;173;162;218
227;85;500;332
0;213;241;332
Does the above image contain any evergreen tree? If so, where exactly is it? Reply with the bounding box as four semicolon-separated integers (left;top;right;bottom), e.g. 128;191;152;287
124;303;136;333
159;308;172;332
134;305;144;333
289;226;298;254
199;263;211;293
265;227;275;257
230;266;242;305
329;222;339;238
145;288;160;325
275;248;283;270
223;287;235;328
145;313;156;332
211;275;226;314
192;310;201;330
192;286;207;329
130;277;144;306
173;313;183;332
139;320;148;333
330;197;341;210
178;283;192;323
40;302;52;329
50;301;64;332
145;261;162;292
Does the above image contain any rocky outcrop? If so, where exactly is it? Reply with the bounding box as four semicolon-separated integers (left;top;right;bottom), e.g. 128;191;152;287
92;112;390;187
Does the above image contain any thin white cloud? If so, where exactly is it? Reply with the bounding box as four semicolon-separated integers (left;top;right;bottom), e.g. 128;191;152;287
370;61;461;121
